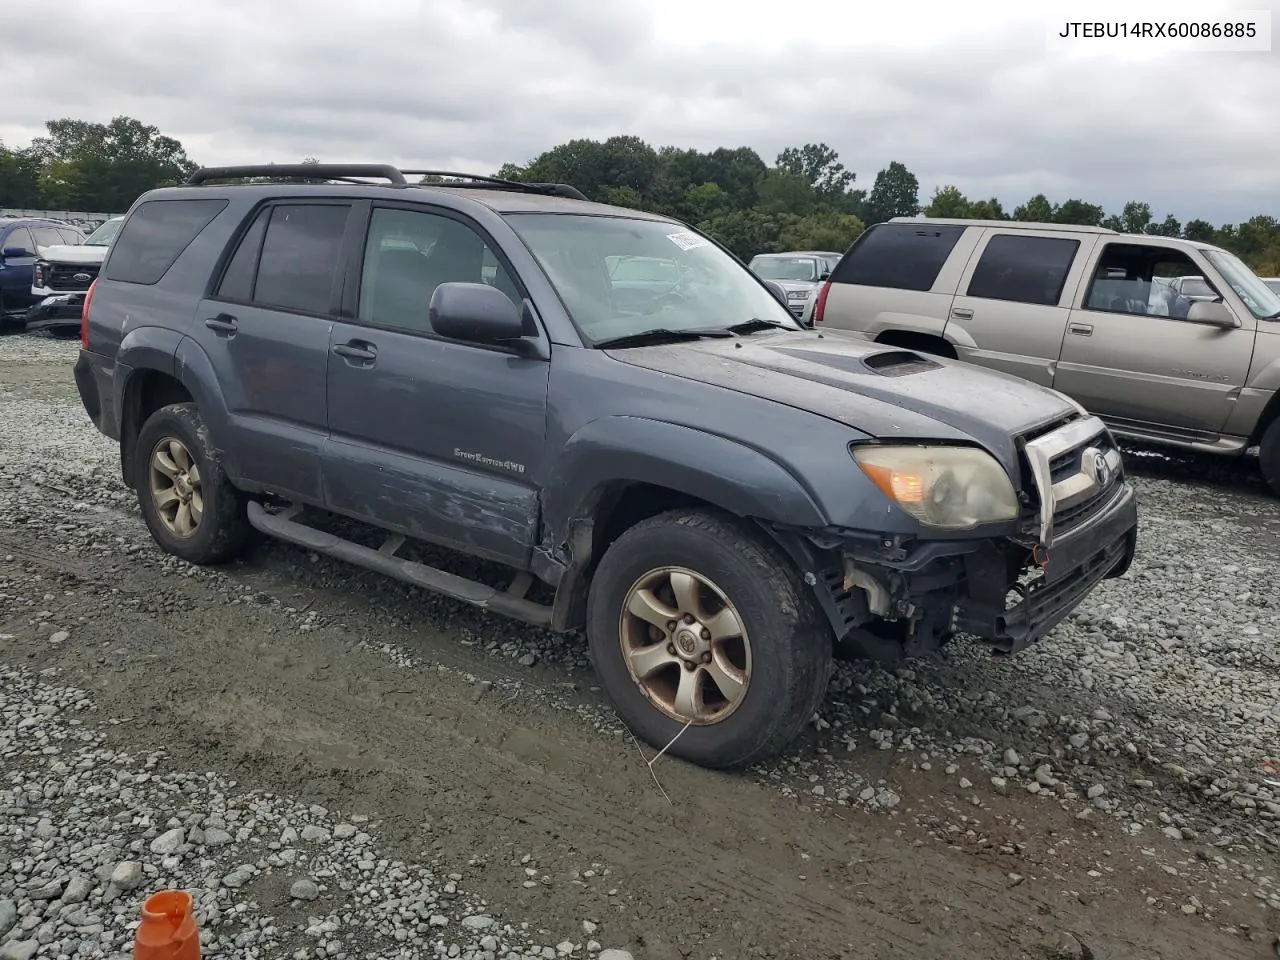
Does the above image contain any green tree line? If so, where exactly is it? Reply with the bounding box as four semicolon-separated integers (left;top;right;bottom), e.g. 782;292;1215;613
3;118;1276;274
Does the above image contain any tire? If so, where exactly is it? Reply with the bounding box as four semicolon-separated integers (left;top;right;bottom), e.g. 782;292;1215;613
586;508;832;769
133;402;251;564
1259;417;1280;496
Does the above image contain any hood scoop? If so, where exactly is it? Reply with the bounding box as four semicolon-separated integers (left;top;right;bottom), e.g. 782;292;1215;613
861;349;941;376
773;345;941;378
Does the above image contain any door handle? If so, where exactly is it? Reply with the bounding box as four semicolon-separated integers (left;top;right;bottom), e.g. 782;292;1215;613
333;340;377;364
1068;322;1093;336
951;307;974;320
204;314;238;335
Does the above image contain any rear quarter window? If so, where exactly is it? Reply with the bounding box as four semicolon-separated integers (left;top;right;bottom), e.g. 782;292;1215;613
829;222;965;292
102;198;228;285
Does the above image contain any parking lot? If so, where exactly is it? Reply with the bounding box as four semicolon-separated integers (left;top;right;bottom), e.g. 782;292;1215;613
1;333;1278;959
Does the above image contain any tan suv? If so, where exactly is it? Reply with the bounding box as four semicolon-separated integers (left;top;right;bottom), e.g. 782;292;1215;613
810;217;1280;492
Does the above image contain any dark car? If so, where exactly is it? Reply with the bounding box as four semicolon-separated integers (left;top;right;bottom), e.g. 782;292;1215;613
73;164;1139;769
0;217;85;326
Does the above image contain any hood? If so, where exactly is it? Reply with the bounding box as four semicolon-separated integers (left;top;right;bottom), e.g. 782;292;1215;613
606;330;1079;474
771;279;819;295
36;244;108;265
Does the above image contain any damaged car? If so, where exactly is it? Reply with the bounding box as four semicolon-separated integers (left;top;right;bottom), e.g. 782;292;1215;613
24;216;123;335
74;165;1138;769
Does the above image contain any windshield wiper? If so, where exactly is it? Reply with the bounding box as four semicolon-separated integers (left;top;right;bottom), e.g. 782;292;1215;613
593;328;733;349
724;317;791;335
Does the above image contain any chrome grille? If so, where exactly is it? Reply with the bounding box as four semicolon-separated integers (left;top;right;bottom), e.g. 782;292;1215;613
1020;415;1122;546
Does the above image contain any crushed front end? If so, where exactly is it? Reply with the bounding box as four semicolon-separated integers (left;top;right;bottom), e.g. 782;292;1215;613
782;414;1138;661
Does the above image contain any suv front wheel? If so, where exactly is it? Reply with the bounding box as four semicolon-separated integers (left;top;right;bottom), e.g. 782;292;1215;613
134;402;252;564
586;508;832;768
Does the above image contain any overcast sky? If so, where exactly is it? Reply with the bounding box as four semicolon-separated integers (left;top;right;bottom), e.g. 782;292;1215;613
2;0;1277;224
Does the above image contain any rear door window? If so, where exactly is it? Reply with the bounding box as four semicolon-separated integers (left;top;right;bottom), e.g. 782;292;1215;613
251;204;351;315
829;222;965;291
103;199;228;284
965;234;1080;306
30;226;69;250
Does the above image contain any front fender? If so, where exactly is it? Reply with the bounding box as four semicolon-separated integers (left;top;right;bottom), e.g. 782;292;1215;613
542;416;829;535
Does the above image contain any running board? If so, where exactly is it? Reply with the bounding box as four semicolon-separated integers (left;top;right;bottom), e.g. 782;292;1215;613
246;501;553;627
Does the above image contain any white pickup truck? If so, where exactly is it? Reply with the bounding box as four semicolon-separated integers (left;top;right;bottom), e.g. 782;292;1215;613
25;217;123;334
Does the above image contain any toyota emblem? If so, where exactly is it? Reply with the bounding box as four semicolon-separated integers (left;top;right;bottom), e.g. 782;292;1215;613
1091;451;1111;487
73;272;91;282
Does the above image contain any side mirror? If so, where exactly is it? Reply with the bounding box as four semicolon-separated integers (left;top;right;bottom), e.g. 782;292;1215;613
762;280;789;306
819;269;831;281
1186;299;1239;329
1;246;31;259
429;281;528;345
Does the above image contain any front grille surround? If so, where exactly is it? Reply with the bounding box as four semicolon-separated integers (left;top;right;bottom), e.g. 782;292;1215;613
1018;415;1123;546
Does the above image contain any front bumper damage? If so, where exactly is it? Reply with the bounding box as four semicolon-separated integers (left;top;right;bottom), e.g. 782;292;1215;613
783;414;1139;660
22;293;85;334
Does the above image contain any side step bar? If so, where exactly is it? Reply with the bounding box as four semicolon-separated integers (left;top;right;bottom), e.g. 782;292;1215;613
246;502;553;628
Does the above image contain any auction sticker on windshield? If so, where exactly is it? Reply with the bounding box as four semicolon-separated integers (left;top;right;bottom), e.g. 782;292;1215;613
667;231;710;251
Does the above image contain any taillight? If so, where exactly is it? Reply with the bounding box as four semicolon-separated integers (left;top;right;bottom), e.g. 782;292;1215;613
812;280;832;324
80;277;98;350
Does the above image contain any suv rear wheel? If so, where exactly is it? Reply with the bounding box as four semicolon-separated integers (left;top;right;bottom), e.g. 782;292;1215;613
134;402;252;564
586;508;831;768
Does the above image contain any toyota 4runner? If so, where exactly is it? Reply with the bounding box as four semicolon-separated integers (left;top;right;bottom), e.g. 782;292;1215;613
809;217;1280;492
74;165;1139;769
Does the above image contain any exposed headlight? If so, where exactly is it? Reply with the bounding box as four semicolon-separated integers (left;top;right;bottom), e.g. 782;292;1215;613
851;444;1019;530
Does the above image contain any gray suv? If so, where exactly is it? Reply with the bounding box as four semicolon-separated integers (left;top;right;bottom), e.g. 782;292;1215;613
73;165;1138;769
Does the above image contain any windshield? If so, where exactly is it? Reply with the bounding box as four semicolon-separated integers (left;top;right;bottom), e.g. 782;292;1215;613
505;214;799;342
85;218;123;246
750;256;819;281
1204;249;1280;319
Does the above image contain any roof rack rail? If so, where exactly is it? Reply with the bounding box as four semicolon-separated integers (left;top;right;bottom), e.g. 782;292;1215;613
187;164;409;185
404;170;589;202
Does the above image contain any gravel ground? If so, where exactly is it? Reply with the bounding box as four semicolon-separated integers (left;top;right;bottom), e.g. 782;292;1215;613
1;334;1278;959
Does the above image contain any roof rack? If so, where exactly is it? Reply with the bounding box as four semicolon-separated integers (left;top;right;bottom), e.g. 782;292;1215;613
404;170;589;202
187;164;409;185
183;164;591;202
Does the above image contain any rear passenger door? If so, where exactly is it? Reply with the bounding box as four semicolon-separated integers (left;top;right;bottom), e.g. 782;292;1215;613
322;202;550;566
194;200;354;503
943;230;1096;387
818;222;975;339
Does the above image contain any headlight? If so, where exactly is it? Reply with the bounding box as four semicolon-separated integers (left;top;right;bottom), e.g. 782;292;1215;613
851;444;1019;530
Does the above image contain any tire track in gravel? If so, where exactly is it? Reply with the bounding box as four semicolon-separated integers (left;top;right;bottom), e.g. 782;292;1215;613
2;518;1269;960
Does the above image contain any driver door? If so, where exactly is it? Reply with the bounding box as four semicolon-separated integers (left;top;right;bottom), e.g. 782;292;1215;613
1054;239;1256;437
322;202;551;566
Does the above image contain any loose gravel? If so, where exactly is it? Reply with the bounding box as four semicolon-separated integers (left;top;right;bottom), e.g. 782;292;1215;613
2;334;1278;953
0;664;633;960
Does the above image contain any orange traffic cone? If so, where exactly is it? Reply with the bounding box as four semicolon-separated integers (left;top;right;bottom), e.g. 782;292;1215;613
134;890;200;959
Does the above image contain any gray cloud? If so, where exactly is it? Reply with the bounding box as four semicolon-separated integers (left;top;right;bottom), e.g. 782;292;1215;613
1;0;1276;224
